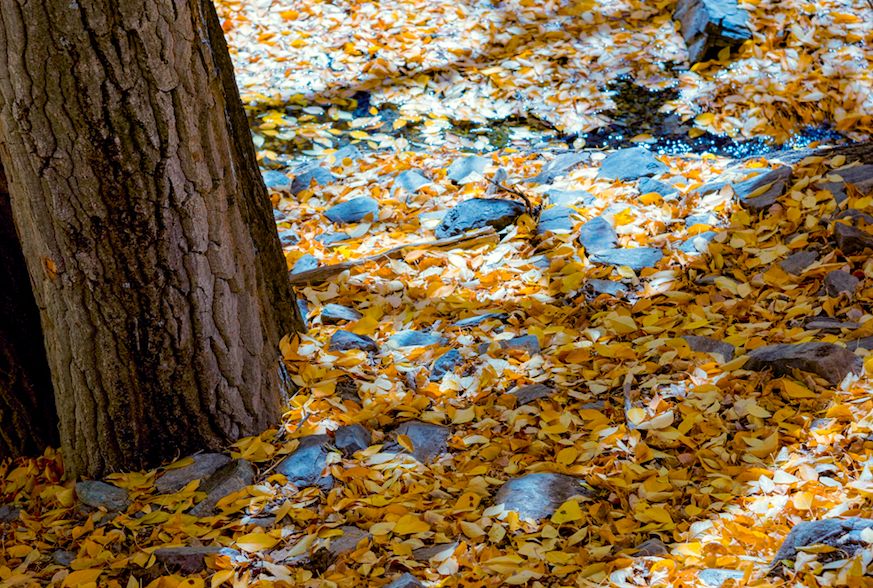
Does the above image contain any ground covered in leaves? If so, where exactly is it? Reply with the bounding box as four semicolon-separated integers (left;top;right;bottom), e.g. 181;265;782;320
2;1;873;587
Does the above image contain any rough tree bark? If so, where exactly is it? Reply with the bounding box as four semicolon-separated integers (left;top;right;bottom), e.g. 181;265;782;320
0;0;302;477
0;162;58;457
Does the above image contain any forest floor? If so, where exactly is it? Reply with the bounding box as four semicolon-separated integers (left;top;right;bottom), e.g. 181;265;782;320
2;1;873;587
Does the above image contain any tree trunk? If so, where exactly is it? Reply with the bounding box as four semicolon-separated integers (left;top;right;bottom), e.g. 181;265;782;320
0;0;302;477
0;162;58;457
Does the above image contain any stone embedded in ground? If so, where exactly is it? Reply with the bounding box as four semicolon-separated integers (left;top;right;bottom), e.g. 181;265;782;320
591;247;663;271
189;460;255;516
434;198;526;239
154;546;239;574
745;342;862;385
262;170;291;192
0;505;21;522
291;254;319;275
395;169;431;193
848;337;873;352
493;473;593;520
834;209;873;225
537;206;574;234
297;299;310;327
479;334;541;356
587;279;626;297
546;189;594;207
388;330;446;348
833;222;873;255
527;151;588;184
685;213;718;227
674;0;752;63
76;480;130;512
326;144;361;165
412;542;459;562
453;312;508;328
683;335;735;362
633;538;669;557
52;550;75;566
276;435;335;491
384;573;424;588
329;330;378;352
325;525;369;558
335;375;361;402
317;232;350;246
638;177;678;199
335;424;371;457
678;231;717;254
277;228;299;246
430;349;462;381
779;251;818;275
384;421;450;463
156;453;232;494
803;317;859;333
732;166;792;211
698;568;745;587
769;518;873;574
446;155;489;184
578;217;617;254
817;164;873;203
292;165;335;195
511;383;555;405
321;303;363;324
597;147;668;181
324;196;379;224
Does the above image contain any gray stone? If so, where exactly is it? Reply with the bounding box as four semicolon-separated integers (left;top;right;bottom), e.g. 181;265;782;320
684;335;734;361
511;383;554;405
578;217;617;254
698;568;745;587
847;337;873;352
493;473;593;520
277;228;299;246
412;542;459;562
396;170;431;193
430;349;462;381
262;170;291;192
297;299;310;326
154;546;239;574
76;481;130;512
329;331;378;352
638;177;678;198
674;0;752;63
156;453;232;494
803;317;860;333
598;148;668;181
292;166;335;195
527;152;588;184
587;279;626;296
317;232;350;246
325;196;379;224
51;550;75;566
435;198;526;239
453;313;508;328
769;518;873;573
633;538;669;557
678;231;717;254
0;505;21;522
388;330;446;348
834;223;873;255
733;166;792;211
321;304;363;324
479;334;541;356
546;189;594;207
833;209;873;224
779;251;818;275
685;213;718;227
327;144;361;164
384;421;450;463
326;525;369;557
537;206;574;234
591;248;663;271
385;573;424;588
818;164;873;203
276;435;334;491
446;156;489;184
335;375;360;402
291;254;319;274
745;342;862;385
335;425;371;457
190;460;255;516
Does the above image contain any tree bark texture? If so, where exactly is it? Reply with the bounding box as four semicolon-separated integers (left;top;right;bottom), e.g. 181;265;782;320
0;162;58;457
0;0;302;477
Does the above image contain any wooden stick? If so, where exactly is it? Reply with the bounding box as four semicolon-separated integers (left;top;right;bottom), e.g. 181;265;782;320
483;176;535;212
288;226;497;286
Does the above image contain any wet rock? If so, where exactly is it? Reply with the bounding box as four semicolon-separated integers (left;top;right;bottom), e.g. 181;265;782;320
803;317;859;333
51;550;75;566
537;206;574;234
578;217;617;254
335;375;360;402
769;518;873;574
321;304;363;324
674;0;752;63
276;435;334;491
446;156;489;184
698;568;745;587
434;198;526;239
154;546;239;574
511;383;555;405
388;330;446;348
834;223;873;255
817;164;873;203
329;331;378;352
291;254;319;274
412;542;459;562
745;342;862;385
325;196;379;224
262;170;291;192
493;473;593;520
591;248;663;271
335;425;371;457
633;538;669;557
76;481;130;512
384;421;450;463
385;573;424;588
317;232;350;246
779;251;818;275
395;170;431;193
0;505;21;522
479;334;541;356
732;166;792;211
546;189;594;207
430;349;462;381
527;152;588;184
292;166;335;195
190;460;255;516
587;279;626;296
638;177;678;199
678;231;717;254
156;453;231;494
684;335;735;362
277;228;300;246
453;313;508;328
597;147;668;181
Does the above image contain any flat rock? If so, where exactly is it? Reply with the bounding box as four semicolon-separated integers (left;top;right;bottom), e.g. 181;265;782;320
321;303;362;324
684;335;735;362
745;342;862;385
493;473;593;520
769;518;873;573
446;156;489;184
154;546;238;574
190;460;255;516
479;334;541;356
430;349;462;381
453;313;508;328
276;435;334;491
674;0;752;63
817;164;873;203
292;166;335;195
51;550;75;566
325;144;361;165
384;421;450;463
803;317;859;333
388;330;446;348
591;247;663;271
733;166;792;211
847;337;873;352
297;299;310;326
537;206;574;234
326;525;369;557
678;231;716;254
546;189;594;207
434;198;526;239
329;330;378;352
324;196;379;224
317;232;350;246
587;279;626;296
779;251;818;275
698;568;745;587
633;538;669;557
76;480;130;512
335;424;371;457
384;573;424;588
597;147;668;181
262;170;291;192
156;453;232;494
527;152;588;184
395;170;431;193
638;177;678;199
578;217;617;254
834;222;873;254
0;505;21;522
412;542;459;562
277;228;299;246
685;213;718;227
291;254;319;274
511;383;555;405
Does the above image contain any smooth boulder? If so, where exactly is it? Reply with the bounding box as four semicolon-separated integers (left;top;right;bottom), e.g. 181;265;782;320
745;342;862;385
324;196;379;224
435;198;526;239
493;473;593;520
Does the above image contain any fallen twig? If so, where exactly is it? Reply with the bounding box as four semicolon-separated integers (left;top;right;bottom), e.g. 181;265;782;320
483;175;535;213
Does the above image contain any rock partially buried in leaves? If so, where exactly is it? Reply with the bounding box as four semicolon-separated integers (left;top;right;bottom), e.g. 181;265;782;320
674;0;752;63
511;383;555;405
329;330;378;352
388;330;446;348
578;217;617;254
833;223;873;255
493;473;593;520
291;165;335;195
276;435;334;491
262;170;291;192
324;196;379;224
154;545;239;574
698;568;745;587
683;335;735;362
678;232;716;254
0;505;21;522
76;480;130;512
824;270;859;297
291;254;319;274
156;453;231;494
384;421;450;463
779;250;818;275
817;164;873;203
633;538;669;557
321;303;363;324
430;349;462;381
395;169;431;193
317;232;350;246
335;375;360;402
734;166;792;211
434;198;526;239
384;573;424;588
537;206;574;234
587;279;626;297
546;189;594;207
769;518;873;574
453;312;508;328
526;151;588;184
745;342;862;385
479;334;541;356
638;177;677;199
189;460;255;516
591;248;663;271
446;155;489;184
597;147;668;181
335;424;371;457
412;542;459;562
